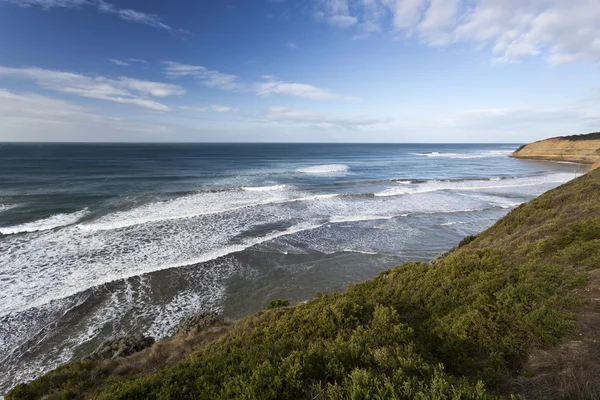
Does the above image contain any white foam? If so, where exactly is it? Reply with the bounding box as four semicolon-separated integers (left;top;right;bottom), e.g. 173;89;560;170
375;173;579;197
415;152;482;159
440;221;467;226
242;184;288;192
79;189;340;232
0;204;18;213
0;209;89;235
343;248;378;255
0;219;326;318
414;149;514;159
499;202;524;209
330;214;405;223
78;190;291;231
297;194;339;201
297;164;350;174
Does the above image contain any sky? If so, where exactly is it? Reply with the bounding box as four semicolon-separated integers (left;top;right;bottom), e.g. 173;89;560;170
0;0;600;142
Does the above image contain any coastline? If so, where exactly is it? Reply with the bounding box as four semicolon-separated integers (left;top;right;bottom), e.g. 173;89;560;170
511;133;600;166
6;166;600;400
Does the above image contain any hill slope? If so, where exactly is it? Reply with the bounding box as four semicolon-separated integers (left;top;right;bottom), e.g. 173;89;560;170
7;169;600;400
512;132;600;164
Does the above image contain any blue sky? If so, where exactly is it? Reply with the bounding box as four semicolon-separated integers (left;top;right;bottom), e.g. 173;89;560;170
1;0;599;142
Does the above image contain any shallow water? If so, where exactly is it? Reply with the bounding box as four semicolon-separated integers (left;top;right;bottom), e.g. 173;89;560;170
0;143;586;394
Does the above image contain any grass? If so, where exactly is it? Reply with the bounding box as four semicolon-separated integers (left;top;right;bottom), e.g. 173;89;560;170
7;169;600;400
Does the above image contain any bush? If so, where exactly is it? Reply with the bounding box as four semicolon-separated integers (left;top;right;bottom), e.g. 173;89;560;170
266;299;290;309
458;235;477;247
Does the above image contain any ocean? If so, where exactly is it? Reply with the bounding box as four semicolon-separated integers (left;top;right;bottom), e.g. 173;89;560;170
0;143;586;394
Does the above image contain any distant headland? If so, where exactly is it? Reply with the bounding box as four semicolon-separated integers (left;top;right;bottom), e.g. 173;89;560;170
512;132;600;170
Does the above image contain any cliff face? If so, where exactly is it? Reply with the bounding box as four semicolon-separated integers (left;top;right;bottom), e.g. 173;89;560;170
512;133;600;164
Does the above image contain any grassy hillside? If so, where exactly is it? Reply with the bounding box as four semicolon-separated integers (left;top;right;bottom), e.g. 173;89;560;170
7;169;600;400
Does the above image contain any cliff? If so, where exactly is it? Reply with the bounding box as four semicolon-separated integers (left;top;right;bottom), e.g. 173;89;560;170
512;132;600;164
7;169;600;400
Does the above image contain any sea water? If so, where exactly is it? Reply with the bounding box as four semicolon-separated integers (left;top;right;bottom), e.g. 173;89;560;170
0;143;586;394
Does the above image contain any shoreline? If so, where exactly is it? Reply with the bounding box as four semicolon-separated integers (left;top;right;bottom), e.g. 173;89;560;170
7;166;600;399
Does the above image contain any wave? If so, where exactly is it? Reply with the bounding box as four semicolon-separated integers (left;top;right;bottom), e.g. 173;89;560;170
343;248;378;255
79;189;341;232
440;221;467;226
329;214;407;224
416;152;483;159
374;173;578;197
78;190;291;231
0;220;327;318
0;204;18;213
242;184;288;192
414;149;514;159
297;164;350;174
0;209;89;235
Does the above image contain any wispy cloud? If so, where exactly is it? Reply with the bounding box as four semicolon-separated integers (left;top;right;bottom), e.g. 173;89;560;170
108;58;148;67
126;58;148;65
316;0;600;64
2;0;172;30
0;66;185;111
164;62;360;101
108;59;130;66
328;15;357;28
262;106;388;126
256;77;358;101
180;105;239;113
0;88;180;141
163;62;238;90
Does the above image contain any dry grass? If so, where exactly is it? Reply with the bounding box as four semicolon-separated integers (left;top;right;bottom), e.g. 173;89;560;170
503;269;600;399
109;319;233;376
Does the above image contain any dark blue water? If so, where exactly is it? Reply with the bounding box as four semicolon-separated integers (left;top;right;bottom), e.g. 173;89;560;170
0;143;586;394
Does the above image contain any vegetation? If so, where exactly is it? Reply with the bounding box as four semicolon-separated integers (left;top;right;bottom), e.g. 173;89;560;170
562;132;600;141
7;169;600;400
266;299;290;309
458;234;477;247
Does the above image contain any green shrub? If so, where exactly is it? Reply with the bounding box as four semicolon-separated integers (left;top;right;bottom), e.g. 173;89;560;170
458;235;477;247
266;299;290;309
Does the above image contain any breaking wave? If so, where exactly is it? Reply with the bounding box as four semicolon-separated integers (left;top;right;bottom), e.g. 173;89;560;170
297;164;350;174
0;209;89;235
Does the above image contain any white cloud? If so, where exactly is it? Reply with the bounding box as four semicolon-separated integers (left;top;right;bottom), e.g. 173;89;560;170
0;66;185;111
316;0;600;64
255;77;357;101
165;62;356;102
286;42;298;49
108;59;130;66
262;106;389;126
109;58;148;67
180;105;239;113
126;58;148;65
0;88;85;117
329;15;357;28
2;0;172;30
0;89;180;141
163;62;238;90
210;104;238;113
